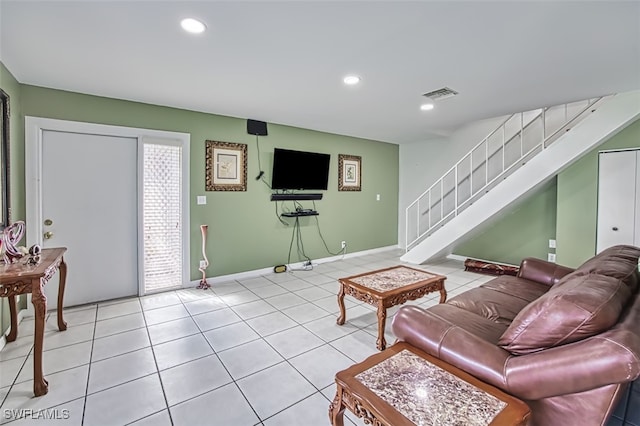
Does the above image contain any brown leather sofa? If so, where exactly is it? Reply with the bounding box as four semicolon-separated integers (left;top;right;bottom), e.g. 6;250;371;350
392;245;640;426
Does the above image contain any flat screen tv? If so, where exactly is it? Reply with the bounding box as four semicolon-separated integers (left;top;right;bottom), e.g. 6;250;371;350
271;148;330;190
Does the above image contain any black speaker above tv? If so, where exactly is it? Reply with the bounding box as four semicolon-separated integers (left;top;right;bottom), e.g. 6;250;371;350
247;119;268;136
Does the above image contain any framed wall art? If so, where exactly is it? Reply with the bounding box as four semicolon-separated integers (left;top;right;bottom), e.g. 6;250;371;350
205;140;247;191
338;154;361;191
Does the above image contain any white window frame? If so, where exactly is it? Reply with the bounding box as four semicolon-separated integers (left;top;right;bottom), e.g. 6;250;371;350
139;136;190;295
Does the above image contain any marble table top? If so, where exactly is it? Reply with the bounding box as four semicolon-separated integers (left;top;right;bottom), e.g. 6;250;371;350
347;266;439;293
355;349;507;426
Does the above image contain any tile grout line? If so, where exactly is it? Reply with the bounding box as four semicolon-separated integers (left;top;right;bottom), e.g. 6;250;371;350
80;304;100;425
180;290;264;424
137;297;175;426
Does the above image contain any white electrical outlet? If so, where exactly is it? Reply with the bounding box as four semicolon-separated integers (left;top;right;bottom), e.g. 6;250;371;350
199;260;207;268
547;253;556;263
341;241;346;249
376;194;381;201
549;239;557;249
197;196;207;205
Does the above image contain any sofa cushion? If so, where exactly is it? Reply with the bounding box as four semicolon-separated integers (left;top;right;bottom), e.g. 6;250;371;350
572;245;640;292
481;275;550;303
498;273;631;355
426;303;509;344
448;287;532;325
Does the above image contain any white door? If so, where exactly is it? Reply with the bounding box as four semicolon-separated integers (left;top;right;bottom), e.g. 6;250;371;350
41;130;138;306
596;150;639;253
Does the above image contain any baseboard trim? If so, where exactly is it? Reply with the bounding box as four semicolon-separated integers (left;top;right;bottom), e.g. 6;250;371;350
188;245;399;287
0;308;28;352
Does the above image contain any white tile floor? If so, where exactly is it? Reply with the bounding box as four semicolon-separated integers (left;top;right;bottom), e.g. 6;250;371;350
0;249;492;425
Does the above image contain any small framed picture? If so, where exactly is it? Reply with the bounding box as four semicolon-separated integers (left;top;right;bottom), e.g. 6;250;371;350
338;154;361;191
205;140;247;191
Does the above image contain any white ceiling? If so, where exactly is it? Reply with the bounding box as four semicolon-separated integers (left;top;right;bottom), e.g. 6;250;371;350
1;1;639;144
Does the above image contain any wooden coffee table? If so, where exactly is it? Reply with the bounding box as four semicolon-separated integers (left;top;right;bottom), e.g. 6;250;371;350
329;342;530;426
337;265;446;350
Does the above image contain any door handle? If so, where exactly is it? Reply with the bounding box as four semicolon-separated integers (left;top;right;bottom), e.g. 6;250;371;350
43;231;54;240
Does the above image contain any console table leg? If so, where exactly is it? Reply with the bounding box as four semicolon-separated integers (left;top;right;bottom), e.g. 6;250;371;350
329;391;346;426
57;257;68;331
376;304;387;351
336;283;346;326
32;278;49;397
6;295;18;342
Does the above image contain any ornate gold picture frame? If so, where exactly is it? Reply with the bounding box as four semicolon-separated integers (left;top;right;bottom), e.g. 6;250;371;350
338;154;361;191
205;140;247;191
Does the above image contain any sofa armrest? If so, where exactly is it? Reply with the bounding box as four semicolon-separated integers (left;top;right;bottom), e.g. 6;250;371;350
518;257;575;286
505;330;640;400
393;306;640;402
392;305;512;390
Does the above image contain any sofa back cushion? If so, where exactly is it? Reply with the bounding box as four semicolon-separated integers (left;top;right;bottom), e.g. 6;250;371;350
572;245;640;292
498;273;631;355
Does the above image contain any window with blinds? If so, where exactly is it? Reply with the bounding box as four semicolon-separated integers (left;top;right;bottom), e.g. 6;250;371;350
143;141;183;293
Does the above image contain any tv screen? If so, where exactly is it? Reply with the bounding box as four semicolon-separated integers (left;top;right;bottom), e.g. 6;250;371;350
271;148;330;190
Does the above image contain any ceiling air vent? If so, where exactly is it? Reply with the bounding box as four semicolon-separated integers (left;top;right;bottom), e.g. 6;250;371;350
422;87;459;101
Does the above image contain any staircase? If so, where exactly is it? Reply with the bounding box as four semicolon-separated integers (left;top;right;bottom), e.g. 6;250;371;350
402;90;640;264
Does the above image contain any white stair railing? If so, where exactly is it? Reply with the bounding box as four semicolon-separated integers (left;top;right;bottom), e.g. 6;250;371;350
405;96;609;251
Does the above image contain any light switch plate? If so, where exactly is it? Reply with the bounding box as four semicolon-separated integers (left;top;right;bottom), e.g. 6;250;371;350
549;239;556;249
197;196;207;205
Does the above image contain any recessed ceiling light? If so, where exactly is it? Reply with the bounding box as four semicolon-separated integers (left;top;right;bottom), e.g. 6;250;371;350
343;75;361;85
420;103;435;111
181;18;206;34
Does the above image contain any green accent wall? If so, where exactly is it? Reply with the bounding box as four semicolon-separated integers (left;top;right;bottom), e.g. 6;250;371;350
556;118;640;267
0;64;398;335
453;180;558;265
16;85;398;281
0;62;24;335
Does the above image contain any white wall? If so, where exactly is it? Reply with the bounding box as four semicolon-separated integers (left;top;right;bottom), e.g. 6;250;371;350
398;114;508;248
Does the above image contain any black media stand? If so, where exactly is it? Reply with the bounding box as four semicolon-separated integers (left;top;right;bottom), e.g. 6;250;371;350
281;210;319;217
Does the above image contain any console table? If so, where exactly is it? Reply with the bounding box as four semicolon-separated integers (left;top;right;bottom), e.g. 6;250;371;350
330;342;530;426
0;247;68;396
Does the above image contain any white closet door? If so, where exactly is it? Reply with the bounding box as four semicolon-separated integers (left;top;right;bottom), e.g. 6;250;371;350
596;150;638;253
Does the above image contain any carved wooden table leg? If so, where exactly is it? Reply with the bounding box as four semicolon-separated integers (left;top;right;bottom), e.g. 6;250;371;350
32;277;49;397
439;281;447;304
329;389;346;426
6;295;18;342
336;282;346;325
376;303;387;351
57;257;67;331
